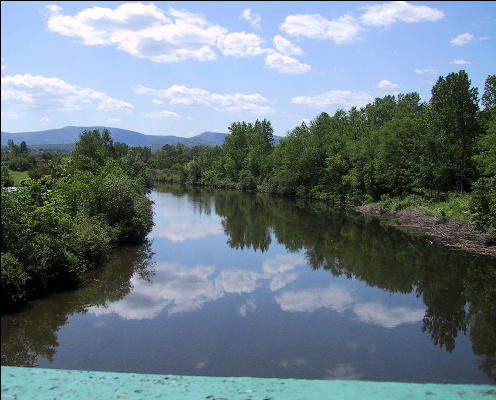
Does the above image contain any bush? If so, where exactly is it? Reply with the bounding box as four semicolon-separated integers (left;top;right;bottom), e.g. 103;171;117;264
1;252;28;305
471;177;496;240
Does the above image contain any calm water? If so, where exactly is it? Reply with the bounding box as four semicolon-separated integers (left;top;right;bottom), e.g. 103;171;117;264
2;184;495;384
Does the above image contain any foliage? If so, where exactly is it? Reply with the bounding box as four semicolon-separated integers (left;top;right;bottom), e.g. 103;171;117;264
1;165;14;187
1;129;154;308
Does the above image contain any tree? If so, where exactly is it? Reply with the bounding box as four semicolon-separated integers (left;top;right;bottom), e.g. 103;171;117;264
429;70;480;192
1;165;14;187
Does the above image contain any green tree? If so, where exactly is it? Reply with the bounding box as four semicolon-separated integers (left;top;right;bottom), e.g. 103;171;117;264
429;70;480;192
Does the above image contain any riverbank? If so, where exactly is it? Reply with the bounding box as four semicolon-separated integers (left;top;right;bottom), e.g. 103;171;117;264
355;203;496;257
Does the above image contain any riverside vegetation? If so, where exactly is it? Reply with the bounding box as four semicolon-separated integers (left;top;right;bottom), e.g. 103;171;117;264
151;71;496;242
1;129;154;308
1;70;495;307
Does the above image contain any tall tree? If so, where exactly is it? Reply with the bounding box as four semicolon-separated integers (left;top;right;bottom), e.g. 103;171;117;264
429;70;480;192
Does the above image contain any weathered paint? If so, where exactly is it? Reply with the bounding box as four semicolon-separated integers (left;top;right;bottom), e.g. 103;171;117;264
1;366;495;399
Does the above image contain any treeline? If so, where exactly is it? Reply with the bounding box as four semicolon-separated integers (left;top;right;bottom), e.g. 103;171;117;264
151;71;496;239
1;129;154;308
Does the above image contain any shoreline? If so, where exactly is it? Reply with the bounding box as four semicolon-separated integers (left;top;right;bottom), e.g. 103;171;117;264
355;203;496;258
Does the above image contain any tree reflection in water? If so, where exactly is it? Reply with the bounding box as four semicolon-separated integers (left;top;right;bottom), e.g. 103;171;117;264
1;185;494;382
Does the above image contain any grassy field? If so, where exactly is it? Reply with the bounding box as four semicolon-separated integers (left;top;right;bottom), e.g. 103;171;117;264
9;170;29;187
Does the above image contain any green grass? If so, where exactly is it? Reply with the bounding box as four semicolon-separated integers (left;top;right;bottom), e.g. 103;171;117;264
379;192;473;221
9;170;29;187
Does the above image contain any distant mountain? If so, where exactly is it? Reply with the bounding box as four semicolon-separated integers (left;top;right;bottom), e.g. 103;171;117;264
1;126;281;150
0;126;228;150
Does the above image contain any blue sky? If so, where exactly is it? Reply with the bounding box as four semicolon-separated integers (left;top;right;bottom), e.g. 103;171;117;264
1;1;495;137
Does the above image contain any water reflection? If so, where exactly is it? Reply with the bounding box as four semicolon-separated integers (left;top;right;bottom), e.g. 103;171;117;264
90;262;222;319
1;243;154;366
1;184;495;383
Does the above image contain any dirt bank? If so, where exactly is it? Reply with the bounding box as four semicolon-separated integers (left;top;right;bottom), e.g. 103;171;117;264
355;204;496;257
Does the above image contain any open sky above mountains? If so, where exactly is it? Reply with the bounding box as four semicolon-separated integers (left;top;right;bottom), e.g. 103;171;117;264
1;1;495;137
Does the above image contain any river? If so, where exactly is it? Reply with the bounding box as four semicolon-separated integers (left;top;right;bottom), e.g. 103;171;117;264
1;184;495;384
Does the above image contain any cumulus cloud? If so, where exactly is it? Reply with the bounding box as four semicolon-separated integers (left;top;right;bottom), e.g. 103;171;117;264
108;118;121;123
240;8;261;28
217;31;266;57
239;298;256;317
40;116;51;124
46;3;226;63
414;68;438;74
281;13;362;44
360;1;444;27
145;110;191;120
291;89;373;109
89;263;223;319
265;52;311;74
273;35;303;56
215;270;262;294
450;32;474;46
377;79;399;89
262;254;306;276
270;272;299;292
452;59;470;65
275;285;354;313
1;73;133;113
479;36;489;41
153;219;223;242
352;302;424;328
134;83;274;114
152;98;164;104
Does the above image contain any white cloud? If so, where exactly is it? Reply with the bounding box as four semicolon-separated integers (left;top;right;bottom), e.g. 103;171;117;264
145;110;190;120
215;270;262;294
298;118;312;125
134;83;274;114
152;98;164;104
239;298;256;317
452;59;470;65
273;35;303;56
108;118;121;123
352;302;424;328
270;272;299;292
1;110;20;120
153;219;222;242
46;3;226;63
1;74;133;113
263;254;306;276
291;90;373;109
281;13;362;44
217;31;266;57
40;116;50;124
265;52;311;74
275;285;354;313
360;2;444;27
479;36;489;41
240;8;261;28
89;262;223;319
1;57;5;70
450;32;474;46
414;68;438;74
377;79;399;89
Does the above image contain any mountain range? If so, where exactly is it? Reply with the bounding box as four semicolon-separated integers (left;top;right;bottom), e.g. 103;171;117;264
1;126;282;151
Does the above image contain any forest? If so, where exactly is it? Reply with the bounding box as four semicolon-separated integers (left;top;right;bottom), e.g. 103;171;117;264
1;70;495;308
150;71;495;240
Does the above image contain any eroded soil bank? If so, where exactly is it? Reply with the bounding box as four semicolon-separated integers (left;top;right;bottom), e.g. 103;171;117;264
355;204;496;257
